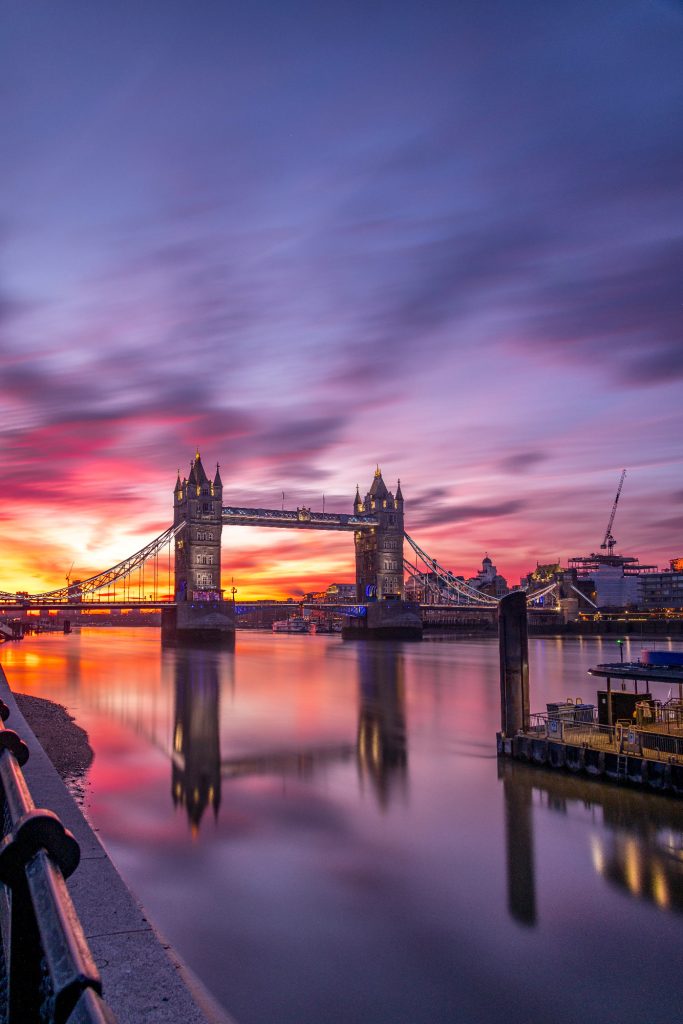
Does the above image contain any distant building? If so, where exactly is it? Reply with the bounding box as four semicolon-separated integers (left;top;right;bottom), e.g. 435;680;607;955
568;553;657;609
639;567;683;611
522;563;561;587
467;556;508;598
519;563;596;612
325;583;357;602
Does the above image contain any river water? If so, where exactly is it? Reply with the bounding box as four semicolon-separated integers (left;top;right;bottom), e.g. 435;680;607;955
2;629;683;1024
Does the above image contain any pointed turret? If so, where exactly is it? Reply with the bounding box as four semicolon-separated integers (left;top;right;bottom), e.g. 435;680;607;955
395;479;403;502
174;469;184;508
354;484;363;513
369;467;389;501
193;450;210;489
214;463;223;489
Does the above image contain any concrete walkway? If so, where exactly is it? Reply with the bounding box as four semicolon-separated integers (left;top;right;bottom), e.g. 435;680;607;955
0;666;237;1024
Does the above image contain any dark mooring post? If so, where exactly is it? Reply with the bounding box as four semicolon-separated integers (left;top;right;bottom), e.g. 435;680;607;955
499;591;530;736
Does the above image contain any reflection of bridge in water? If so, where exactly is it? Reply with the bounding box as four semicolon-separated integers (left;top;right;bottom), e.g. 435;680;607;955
85;644;408;830
500;759;683;927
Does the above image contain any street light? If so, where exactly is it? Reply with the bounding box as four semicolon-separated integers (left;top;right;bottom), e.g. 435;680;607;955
616;638;625;663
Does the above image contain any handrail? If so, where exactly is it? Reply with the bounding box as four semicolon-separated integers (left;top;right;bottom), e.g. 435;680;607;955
0;700;117;1022
528;709;683;762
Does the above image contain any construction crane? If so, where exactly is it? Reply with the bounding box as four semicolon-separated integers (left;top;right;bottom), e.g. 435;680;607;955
600;470;626;556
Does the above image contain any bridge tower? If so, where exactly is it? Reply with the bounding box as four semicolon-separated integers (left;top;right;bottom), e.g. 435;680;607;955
162;451;234;645
354;468;404;601
346;468;421;639
174;451;223;601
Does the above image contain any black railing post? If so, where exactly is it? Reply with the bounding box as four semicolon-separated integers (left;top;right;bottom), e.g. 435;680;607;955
7;872;44;1021
0;699;118;1022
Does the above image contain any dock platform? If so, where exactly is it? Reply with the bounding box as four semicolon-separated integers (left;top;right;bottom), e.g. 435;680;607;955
498;658;683;796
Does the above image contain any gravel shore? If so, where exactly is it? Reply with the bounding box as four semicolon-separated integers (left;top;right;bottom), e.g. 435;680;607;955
14;693;93;804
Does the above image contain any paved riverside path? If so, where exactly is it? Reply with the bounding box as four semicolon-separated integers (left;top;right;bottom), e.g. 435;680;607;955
0;666;237;1024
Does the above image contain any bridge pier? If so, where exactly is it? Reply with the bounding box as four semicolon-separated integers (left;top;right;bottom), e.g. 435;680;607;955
342;600;423;641
161;603;235;647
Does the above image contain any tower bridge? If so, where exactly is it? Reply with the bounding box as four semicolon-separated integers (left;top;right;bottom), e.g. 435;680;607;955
0;451;561;644
167;453;414;642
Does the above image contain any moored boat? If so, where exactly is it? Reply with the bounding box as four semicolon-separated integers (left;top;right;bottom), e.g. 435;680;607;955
272;617;315;634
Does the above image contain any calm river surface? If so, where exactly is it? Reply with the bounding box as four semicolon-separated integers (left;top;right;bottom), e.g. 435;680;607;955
2;629;683;1024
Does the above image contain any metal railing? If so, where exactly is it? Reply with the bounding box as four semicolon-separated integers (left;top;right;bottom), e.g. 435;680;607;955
634;698;683;731
529;711;616;748
528;709;683;763
0;699;117;1023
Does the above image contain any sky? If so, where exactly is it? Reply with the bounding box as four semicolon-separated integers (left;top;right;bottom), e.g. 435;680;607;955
1;0;682;599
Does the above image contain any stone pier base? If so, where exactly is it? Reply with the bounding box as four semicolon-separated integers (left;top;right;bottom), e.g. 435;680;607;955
162;602;235;647
342;600;422;641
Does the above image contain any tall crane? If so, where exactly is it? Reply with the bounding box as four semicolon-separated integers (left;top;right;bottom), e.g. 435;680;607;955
600;470;626;556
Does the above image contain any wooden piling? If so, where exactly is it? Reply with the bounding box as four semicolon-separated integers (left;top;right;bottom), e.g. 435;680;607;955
499;592;530;736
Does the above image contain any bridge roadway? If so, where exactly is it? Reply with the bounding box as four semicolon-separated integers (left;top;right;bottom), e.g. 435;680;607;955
0;599;369;612
0;598;558;616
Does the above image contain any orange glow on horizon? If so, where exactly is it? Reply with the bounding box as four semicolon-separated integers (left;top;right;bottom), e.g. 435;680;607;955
1;460;675;601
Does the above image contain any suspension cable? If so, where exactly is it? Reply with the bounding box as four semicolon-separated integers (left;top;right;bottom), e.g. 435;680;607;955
403;533;500;606
23;523;185;603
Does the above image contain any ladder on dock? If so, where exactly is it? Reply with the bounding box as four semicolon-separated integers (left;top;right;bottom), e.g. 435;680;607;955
616;753;628;782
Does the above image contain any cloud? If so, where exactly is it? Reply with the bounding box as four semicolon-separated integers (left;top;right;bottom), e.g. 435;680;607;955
412;500;526;530
249;416;349;460
497;451;548;474
1;1;682;588
512;239;683;385
652;515;683;533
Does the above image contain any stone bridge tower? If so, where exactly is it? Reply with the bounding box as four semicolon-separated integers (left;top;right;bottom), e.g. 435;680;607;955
162;451;234;645
173;451;223;602
354;467;404;601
